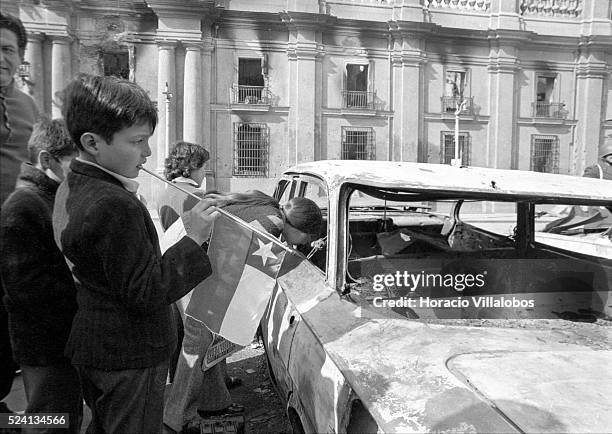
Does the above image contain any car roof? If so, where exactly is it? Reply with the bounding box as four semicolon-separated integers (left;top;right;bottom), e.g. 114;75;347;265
284;160;612;204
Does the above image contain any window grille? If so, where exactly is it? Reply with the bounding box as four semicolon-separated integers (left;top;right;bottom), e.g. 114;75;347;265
440;131;471;165
530;135;559;173
233;123;269;177
341;127;375;160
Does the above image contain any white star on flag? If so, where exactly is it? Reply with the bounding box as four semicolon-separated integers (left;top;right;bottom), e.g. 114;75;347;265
251;239;277;266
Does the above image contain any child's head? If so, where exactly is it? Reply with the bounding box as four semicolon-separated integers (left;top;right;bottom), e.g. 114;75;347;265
281;197;323;246
164;141;210;186
61;73;157;178
27;118;78;182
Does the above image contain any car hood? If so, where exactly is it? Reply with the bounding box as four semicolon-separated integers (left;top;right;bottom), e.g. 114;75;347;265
322;317;612;433
291;286;612;433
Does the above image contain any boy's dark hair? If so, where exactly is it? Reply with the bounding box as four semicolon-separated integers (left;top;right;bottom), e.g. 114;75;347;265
0;12;27;58
27;118;78;164
60;73;157;150
164;141;210;181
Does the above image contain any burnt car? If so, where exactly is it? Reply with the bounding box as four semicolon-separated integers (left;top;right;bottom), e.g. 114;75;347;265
260;161;612;433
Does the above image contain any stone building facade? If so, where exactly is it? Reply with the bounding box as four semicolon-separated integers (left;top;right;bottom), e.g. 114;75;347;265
3;0;611;207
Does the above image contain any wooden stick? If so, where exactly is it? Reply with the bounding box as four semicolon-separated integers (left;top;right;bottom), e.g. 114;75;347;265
139;166;296;253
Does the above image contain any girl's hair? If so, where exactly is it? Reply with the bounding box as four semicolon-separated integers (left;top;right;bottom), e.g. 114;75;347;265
204;190;322;237
202;190;279;208
164;141;210;181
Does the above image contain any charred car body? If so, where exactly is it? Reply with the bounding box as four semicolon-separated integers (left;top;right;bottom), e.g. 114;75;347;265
260;161;611;433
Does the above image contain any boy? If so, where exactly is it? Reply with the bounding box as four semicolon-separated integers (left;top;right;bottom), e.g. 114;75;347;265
53;74;217;433
0;119;81;432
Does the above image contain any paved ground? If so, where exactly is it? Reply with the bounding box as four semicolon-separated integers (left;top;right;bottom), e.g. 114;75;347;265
225;342;291;433
4;343;290;434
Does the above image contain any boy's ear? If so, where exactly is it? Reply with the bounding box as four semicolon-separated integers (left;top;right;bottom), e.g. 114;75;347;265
37;150;52;170
80;132;101;156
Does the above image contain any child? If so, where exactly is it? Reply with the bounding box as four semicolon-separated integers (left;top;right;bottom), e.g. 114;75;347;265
0;119;81;433
157;140;210;381
53;74;217;433
158;141;210;231
164;190;322;433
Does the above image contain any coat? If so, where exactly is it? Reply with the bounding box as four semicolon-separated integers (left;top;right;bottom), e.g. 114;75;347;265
53;160;212;369
0;163;77;365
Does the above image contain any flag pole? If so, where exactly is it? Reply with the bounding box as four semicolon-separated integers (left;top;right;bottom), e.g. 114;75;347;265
140;166;297;254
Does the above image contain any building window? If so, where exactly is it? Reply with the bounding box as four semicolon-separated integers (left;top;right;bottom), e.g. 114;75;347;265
441;70;472;114
440;131;471;165
341;127;375;160
532;74;565;118
102;52;129;79
233;122;269;177
530;135;559;173
343;64;373;109
234;58;267;104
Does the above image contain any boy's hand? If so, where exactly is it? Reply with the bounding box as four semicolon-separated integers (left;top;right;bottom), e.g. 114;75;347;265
182;199;219;246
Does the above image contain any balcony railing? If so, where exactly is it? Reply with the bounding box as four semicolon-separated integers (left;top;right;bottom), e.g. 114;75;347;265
520;0;583;18
441;96;473;115
532;102;568;119
232;85;270;105
342;90;375;110
426;0;491;12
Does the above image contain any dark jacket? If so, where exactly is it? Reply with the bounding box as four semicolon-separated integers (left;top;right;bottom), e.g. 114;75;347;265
0;163;76;365
0;81;39;207
583;157;612;180
53;160;212;370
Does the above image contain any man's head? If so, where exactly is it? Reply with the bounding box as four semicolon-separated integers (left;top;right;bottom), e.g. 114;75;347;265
0;12;27;87
28;118;78;182
61;73;158;178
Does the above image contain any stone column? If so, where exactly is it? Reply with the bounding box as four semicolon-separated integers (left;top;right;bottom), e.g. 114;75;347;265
287;41;319;164
574;50;608;175
156;41;177;171
282;13;326;166
51;36;71;118
24;32;45;110
390;32;426;162
183;43;202;144
486;40;520;169
201;43;214;187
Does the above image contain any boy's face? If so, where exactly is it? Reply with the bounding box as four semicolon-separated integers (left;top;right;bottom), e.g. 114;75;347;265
90;122;153;178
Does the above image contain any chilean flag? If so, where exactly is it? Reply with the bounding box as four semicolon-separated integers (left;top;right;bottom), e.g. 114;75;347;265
160;209;299;346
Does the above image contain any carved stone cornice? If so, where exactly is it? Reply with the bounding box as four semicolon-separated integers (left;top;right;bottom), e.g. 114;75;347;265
145;0;216;17
487;56;521;73
155;39;178;50
391;51;427;67
486;29;534;48
26;32;46;43
286;42;325;61
279;11;337;32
